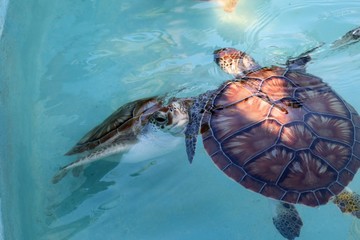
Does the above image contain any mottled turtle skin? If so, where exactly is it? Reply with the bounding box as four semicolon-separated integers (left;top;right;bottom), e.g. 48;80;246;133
199;48;360;207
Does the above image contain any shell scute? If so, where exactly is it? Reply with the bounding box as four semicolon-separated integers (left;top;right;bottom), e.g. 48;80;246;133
280;123;314;149
281;192;300;203
346;157;360;174
209;94;272;141
297;90;350;118
353;142;360;156
315;189;334;205
338;170;354;186
241;175;265;193
299;192;319;206
245;147;293;183
223;164;246;182
305;114;353;145
221;120;281;166
278;151;337;191
329;182;345;195
260;76;296;101
312;140;351;171
261;184;285;200
211;152;232;170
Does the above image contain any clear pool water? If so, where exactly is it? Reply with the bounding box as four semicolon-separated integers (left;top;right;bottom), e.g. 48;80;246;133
1;0;360;239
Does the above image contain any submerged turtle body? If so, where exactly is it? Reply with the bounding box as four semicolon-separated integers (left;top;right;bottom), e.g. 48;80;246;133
66;97;163;156
201;61;360;206
200;61;360;207
53;97;192;183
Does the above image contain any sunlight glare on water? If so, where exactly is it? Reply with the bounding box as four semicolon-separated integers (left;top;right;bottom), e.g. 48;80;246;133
1;0;360;240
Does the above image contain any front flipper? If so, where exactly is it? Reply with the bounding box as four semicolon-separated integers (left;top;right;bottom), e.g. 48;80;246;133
185;104;202;163
272;202;303;240
333;189;360;218
52;142;133;184
184;91;214;163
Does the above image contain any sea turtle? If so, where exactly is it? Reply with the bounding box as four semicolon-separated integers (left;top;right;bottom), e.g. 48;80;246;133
52;96;193;183
53;26;360;238
181;47;360;239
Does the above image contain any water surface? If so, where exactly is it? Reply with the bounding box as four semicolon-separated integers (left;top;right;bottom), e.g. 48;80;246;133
1;0;360;239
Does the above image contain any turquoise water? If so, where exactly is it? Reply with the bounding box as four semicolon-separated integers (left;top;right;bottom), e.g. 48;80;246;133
1;0;360;239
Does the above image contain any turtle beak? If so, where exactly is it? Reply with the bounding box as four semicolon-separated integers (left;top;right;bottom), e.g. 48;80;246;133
213;48;228;64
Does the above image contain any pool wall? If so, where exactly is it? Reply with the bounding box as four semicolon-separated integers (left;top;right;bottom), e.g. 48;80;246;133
0;0;50;239
0;0;8;239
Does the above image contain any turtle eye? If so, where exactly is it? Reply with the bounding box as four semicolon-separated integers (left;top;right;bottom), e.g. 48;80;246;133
155;115;166;123
152;112;167;123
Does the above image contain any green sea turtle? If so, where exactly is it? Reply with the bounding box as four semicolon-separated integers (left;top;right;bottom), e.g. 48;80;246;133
181;46;360;239
52;97;193;183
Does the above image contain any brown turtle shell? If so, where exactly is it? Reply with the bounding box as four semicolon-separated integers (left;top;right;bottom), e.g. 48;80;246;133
201;66;360;207
66;97;163;155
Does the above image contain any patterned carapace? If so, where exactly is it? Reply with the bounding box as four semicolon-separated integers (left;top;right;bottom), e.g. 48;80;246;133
200;66;360;207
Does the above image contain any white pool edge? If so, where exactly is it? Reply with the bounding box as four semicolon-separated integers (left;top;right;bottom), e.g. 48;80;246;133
0;0;8;38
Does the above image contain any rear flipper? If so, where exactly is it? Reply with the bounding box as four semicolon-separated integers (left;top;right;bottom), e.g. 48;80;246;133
286;26;360;71
332;26;360;48
286;44;324;72
333;189;360;218
272;202;303;240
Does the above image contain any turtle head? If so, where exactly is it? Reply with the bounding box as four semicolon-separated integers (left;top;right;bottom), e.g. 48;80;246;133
149;99;192;135
214;48;261;77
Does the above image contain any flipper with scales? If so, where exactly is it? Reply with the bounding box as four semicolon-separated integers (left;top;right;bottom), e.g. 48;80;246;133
52;141;134;183
272;202;303;240
333;189;360;219
184;90;216;163
332;26;360;48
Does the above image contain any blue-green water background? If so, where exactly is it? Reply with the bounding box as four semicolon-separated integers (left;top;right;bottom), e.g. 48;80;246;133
1;0;360;239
